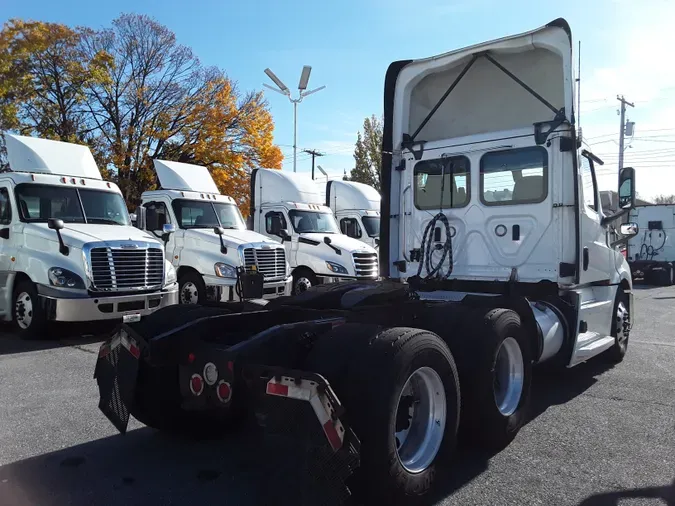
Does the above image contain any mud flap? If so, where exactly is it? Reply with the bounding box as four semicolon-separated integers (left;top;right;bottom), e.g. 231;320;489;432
245;366;361;506
94;326;143;434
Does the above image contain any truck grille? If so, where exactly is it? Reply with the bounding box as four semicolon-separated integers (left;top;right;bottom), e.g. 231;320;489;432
353;252;378;279
89;247;164;291
243;247;286;280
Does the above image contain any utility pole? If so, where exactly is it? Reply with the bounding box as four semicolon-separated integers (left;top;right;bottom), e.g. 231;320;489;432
617;95;634;182
303;149;324;179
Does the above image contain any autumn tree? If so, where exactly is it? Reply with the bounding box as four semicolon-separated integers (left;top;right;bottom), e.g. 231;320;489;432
346;114;383;192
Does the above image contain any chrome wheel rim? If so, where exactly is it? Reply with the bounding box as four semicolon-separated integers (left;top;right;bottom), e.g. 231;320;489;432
493;337;524;416
180;282;199;304
616;301;630;351
15;292;33;329
394;366;446;474
295;277;312;293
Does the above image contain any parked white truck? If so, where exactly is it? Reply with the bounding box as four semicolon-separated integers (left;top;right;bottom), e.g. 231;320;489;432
325;180;380;249
249;168;378;294
136;160;292;304
626;204;675;285
1;134;178;339
95;18;641;505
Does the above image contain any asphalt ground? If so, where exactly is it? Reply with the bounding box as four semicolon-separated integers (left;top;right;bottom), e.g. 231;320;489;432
0;286;673;506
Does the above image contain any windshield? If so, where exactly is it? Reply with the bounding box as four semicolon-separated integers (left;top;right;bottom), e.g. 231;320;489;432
288;210;340;234
16;184;130;225
171;199;246;230
361;216;380;237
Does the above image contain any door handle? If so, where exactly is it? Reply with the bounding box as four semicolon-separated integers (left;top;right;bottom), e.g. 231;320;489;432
583;247;589;271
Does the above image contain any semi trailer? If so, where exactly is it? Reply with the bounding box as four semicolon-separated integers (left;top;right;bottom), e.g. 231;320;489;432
94;18;639;505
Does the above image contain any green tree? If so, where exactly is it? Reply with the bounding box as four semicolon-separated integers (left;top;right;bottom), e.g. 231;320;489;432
347;114;382;192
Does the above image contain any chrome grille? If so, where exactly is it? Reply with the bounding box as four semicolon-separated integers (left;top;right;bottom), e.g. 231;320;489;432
353;252;378;279
89;247;164;291
243;247;286;280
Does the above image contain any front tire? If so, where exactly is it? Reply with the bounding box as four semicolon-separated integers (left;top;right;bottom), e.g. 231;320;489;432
605;290;630;363
306;325;460;504
178;271;206;305
292;268;317;295
12;280;47;340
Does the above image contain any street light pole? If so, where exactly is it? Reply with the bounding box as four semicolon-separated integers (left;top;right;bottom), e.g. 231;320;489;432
264;66;325;173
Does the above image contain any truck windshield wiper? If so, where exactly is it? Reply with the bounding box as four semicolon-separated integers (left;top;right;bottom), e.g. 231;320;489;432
88;218;122;225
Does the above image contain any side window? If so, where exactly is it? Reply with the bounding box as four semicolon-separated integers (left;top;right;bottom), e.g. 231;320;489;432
0;188;11;225
265;211;287;235
143;201;170;231
480;147;548;205
580;154;598;212
340;217;362;238
414;156;470;210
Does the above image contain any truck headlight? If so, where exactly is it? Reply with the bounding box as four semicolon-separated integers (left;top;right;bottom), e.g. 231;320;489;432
48;267;85;289
165;260;177;285
326;261;348;275
215;262;237;278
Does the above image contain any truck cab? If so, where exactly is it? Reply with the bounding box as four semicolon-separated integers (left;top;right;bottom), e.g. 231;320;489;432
382;18;639;366
1;134;178;338
138;160;292;304
325;180;381;249
250;169;379;294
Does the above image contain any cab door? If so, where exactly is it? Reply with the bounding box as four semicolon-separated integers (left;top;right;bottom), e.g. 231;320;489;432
143;200;179;266
0;187;15;315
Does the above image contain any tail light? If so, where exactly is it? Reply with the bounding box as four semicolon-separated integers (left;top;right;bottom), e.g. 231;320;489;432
216;381;232;403
190;374;204;396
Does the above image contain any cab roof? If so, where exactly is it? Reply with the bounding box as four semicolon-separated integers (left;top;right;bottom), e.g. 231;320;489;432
153;159;220;194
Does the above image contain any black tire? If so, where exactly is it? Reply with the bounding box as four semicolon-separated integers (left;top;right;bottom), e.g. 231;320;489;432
306;324;460;504
452;308;533;451
605;289;630;363
12;279;47;340
178;271;206;305
292;267;318;295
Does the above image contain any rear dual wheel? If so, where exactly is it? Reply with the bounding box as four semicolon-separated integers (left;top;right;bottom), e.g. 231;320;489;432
306;325;460;504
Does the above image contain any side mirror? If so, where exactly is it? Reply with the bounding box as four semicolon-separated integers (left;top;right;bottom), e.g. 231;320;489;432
129;213;137;224
618;167;635;209
279;228;291;243
48;218;64;231
619;221;639;237
134;207;147;230
213;226;227;254
324;236;332;245
163;223;176;235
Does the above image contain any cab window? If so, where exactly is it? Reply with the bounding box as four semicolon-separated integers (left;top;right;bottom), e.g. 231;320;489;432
0;188;11;225
480;147;548;205
414;156;470;210
340;217;362;238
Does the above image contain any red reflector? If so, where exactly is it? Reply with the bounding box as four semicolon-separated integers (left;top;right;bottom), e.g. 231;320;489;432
217;381;232;403
98;344;110;358
266;382;289;396
190;374;204;396
129;343;140;359
188;353;196;364
322;420;343;451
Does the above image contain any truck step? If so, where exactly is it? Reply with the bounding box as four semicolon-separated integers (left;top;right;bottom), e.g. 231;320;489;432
570;332;615;366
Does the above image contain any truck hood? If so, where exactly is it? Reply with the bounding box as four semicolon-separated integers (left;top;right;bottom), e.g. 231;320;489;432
24;223;161;249
185;228;281;248
300;233;376;254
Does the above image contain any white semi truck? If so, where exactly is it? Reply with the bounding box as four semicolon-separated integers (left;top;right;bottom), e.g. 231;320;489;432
325;180;380;249
136;160;292;304
1;134;178;339
95;18;640;505
626;204;675;285
248;168;378;294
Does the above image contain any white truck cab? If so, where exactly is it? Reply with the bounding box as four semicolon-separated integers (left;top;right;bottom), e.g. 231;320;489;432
325;180;381;249
138;160;292;304
249;168;379;294
383;18;639;366
0;134;178;338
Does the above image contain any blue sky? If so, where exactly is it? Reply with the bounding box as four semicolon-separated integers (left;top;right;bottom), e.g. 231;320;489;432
2;0;674;199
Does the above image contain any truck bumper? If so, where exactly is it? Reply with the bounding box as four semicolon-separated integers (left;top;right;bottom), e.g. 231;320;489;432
39;284;179;322
204;276;292;302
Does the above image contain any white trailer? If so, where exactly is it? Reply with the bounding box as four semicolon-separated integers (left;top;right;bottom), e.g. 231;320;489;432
136;160;292;304
627;204;675;285
325;180;380;249
1;134;178;338
249;168;378;294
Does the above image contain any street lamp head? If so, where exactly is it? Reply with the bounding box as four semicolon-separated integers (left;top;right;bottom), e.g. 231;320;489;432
264;68;290;94
298;65;312;91
317;165;327;177
301;85;326;98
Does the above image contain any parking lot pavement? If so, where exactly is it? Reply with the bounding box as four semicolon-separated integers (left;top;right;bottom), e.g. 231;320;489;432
0;287;673;506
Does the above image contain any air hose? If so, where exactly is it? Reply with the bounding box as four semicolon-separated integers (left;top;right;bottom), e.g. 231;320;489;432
415;212;454;280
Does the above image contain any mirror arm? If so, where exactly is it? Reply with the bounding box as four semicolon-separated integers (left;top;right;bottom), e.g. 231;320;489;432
610;235;632;248
601;208;629;227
